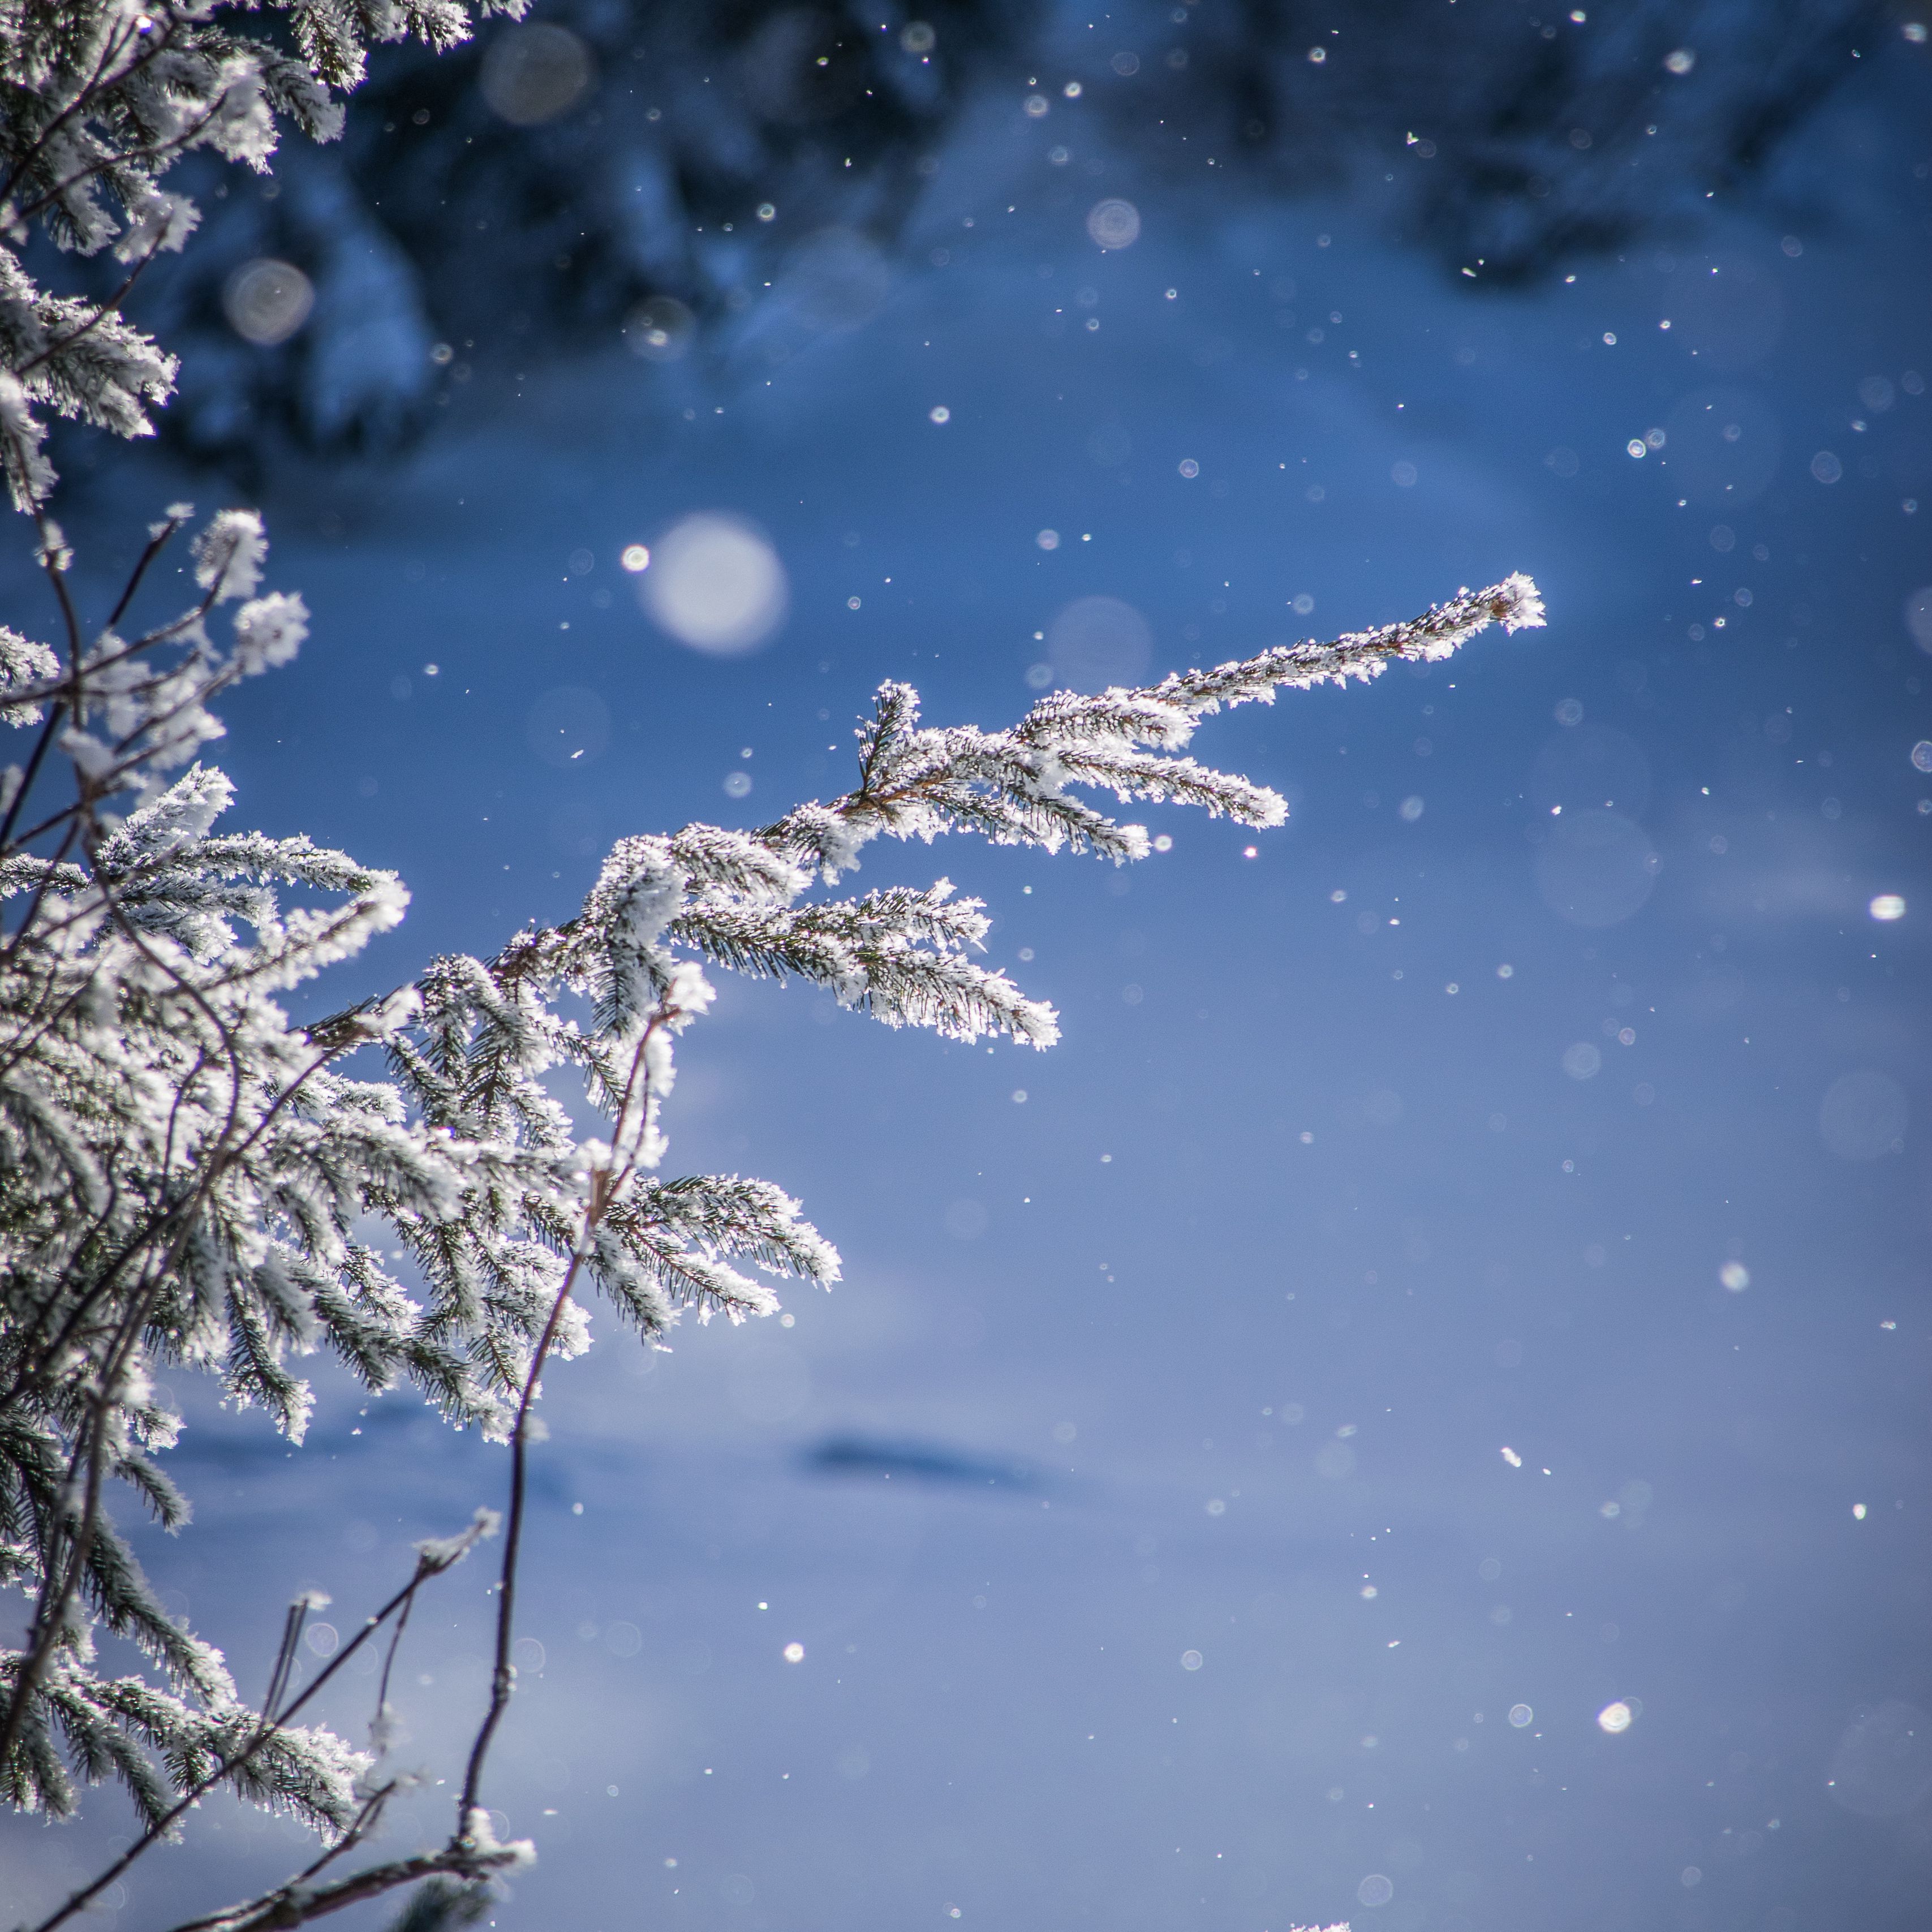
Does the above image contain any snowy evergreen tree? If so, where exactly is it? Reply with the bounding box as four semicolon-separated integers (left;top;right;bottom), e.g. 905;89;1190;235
0;3;1546;1927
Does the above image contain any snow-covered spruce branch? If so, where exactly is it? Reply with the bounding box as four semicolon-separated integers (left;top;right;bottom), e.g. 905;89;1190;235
0;510;449;1898
0;0;528;513
0;506;1541;1932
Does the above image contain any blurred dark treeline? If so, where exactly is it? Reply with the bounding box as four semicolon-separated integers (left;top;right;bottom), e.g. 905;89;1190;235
97;0;1896;473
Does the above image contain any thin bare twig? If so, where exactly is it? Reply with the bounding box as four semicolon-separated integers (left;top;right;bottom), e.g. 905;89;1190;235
455;1000;673;1830
29;1540;477;1932
165;1844;515;1932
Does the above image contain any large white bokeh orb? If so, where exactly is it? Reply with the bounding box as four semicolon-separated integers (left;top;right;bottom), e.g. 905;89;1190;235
639;513;789;656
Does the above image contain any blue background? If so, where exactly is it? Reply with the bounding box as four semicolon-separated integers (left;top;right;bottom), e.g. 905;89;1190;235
5;25;1932;1932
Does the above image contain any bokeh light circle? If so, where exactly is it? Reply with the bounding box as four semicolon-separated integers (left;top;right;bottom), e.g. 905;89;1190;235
1047;595;1153;692
223;259;315;346
623;296;695;363
1086;198;1142;249
1818;1070;1908;1160
1533;811;1660;927
640;514;789;655
481;23;593;126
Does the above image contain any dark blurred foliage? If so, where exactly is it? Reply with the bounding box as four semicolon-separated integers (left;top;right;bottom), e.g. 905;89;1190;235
116;1;1015;470
1081;0;1890;274
105;0;1892;471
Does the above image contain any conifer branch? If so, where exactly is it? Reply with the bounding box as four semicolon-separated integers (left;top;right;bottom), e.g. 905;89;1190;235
1;479;1543;1927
